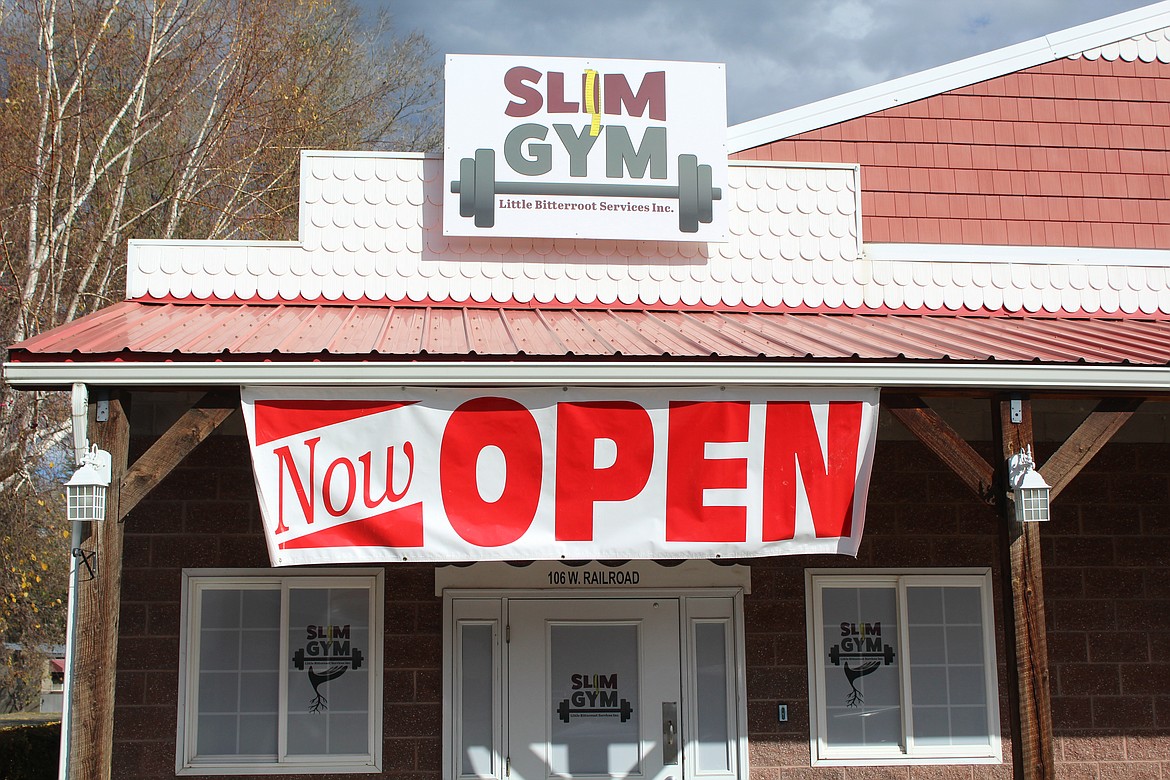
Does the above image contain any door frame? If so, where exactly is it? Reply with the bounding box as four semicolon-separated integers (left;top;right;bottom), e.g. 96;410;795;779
439;561;751;780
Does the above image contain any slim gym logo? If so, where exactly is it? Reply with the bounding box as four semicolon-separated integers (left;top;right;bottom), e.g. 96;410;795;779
293;624;363;713
557;673;634;722
449;65;721;233
828;621;895;707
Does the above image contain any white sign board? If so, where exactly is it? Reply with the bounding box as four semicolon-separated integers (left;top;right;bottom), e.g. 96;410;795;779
241;387;879;566
443;54;727;241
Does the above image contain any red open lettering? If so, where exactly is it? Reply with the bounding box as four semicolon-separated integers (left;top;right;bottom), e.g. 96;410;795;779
665;401;749;542
440;397;542;546
554;401;653;541
761;401;862;541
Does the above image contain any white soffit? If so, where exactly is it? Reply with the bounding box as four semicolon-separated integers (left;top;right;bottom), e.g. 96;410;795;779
728;1;1170;152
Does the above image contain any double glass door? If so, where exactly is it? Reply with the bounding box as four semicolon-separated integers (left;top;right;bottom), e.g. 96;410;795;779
447;591;744;780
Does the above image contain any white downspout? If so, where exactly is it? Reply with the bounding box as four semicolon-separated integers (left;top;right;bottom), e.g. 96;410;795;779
58;520;83;780
59;383;89;780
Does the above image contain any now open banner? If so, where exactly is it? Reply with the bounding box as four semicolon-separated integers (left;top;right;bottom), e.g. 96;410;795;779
241;387;879;566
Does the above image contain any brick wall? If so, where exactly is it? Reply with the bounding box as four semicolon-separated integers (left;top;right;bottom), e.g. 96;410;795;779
113;433;442;779
109;425;1170;779
1042;442;1170;777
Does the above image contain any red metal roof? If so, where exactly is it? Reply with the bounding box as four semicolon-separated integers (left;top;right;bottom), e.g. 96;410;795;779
10;300;1170;366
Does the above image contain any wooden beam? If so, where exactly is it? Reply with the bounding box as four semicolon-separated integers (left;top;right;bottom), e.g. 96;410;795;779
1038;397;1143;501
882;394;996;503
117;392;237;521
68;394;130;780
995;397;1054;780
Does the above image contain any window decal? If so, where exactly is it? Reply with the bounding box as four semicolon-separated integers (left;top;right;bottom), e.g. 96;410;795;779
828;621;895;707
293;623;364;713
557;673;634;722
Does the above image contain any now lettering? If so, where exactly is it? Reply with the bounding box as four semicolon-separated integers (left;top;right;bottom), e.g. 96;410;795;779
273;439;414;534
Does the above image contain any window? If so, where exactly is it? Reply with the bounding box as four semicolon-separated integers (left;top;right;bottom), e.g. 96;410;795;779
177;569;382;775
806;570;1000;766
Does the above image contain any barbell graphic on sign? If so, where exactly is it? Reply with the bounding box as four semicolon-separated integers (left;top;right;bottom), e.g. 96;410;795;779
450;149;722;233
557;696;634;723
293;646;364;670
828;642;896;666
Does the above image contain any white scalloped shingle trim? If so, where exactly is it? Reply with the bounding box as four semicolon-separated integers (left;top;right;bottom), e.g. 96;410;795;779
1071;25;1170;62
134;154;862;309
127;153;1170;315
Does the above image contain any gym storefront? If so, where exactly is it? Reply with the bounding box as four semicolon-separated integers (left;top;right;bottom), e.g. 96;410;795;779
9;22;1170;779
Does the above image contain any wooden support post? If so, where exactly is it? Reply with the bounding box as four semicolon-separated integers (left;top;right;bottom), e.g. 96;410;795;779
995;397;1054;780
67;394;130;780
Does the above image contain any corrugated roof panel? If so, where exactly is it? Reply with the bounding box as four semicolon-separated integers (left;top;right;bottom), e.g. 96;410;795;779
378;308;425;355
538;311;615;355
464;310;516;355
645;312;762;357
572;311;662;356
427;308;475;354
502;311;569;355
12;302;1170;367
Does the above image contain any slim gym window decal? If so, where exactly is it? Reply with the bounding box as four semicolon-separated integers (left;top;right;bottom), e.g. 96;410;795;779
828;621;895;707
293;623;364;713
557;673;634;722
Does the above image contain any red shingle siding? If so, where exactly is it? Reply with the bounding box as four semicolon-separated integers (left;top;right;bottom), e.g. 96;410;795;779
737;57;1170;248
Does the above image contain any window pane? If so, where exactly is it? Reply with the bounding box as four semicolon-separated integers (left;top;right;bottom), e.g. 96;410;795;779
287;587;371;756
907;585;990;748
195;588;280;759
820;586;900;749
460;624;495;776
548;624;640;775
694;622;731;772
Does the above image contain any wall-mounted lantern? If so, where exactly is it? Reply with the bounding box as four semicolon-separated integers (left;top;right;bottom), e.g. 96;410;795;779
1007;446;1050;523
66;445;111;524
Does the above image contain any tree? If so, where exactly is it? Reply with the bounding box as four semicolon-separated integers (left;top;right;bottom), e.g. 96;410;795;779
0;0;443;710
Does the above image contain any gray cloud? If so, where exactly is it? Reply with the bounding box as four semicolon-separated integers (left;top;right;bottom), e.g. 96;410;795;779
377;0;1156;123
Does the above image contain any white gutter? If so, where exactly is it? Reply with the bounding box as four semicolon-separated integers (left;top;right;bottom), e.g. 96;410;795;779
5;361;1170;392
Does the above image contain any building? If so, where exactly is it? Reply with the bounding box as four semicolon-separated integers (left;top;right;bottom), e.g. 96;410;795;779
5;4;1170;778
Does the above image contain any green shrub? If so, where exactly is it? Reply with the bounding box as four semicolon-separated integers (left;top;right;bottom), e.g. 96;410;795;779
0;723;59;780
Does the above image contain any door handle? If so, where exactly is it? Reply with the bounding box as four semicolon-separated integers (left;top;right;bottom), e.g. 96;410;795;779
662;702;679;765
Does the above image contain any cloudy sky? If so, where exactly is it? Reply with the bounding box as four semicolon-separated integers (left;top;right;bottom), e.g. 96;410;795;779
378;0;1159;124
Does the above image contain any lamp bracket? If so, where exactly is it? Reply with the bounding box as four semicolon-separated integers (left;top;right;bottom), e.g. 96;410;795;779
72;547;97;582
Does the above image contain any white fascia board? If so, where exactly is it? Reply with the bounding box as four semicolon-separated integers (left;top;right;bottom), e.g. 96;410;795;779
5;361;1170;393
728;1;1170;152
865;243;1170;267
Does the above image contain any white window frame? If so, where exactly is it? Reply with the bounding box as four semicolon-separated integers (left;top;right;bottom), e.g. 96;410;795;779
805;568;1001;767
176;568;384;775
